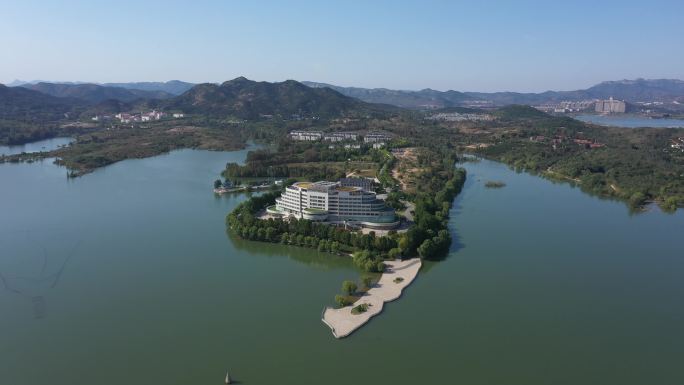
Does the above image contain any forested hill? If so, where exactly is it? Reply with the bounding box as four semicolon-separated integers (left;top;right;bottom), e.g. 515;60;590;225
160;77;394;119
0;83;79;121
0;84;85;144
22;82;174;104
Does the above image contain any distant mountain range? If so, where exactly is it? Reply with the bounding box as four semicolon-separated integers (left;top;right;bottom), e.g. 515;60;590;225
102;80;195;95
21;82;175;104
3;77;684;126
303;79;684;109
1;77;389;122
9;80;195;96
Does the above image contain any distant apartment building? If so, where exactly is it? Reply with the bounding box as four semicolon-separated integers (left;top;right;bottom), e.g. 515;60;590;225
322;132;358;142
536;100;597;113
115;110;164;123
289;131;323;141
426;112;494;122
560;100;595;111
363;132;392;143
595;97;626;113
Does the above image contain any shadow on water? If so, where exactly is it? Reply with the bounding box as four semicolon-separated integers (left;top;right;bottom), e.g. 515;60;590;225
417;167;472;272
0;230;80;319
226;230;357;272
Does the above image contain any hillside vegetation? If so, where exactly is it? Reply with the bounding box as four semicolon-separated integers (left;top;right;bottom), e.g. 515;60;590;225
23;82;174;103
161;77;389;119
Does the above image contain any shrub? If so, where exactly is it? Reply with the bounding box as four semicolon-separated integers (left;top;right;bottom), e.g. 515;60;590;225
387;247;402;259
342;280;357;295
351;303;369;315
334;295;352;307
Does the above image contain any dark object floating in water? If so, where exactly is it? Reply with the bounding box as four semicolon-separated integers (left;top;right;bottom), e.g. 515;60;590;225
484;181;506;188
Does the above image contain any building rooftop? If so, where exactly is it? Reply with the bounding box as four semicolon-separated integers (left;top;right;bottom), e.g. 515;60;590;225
335;186;361;192
293;181;314;189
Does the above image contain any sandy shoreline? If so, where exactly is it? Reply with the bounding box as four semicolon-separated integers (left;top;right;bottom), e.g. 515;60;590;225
322;258;422;338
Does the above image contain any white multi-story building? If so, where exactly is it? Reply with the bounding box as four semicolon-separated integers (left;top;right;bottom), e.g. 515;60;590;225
595;97;626;113
323;132;358;142
364;131;392;143
289;131;323;141
274;181;397;228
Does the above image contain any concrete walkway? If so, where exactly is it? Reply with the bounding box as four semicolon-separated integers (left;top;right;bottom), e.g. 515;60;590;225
321;258;422;338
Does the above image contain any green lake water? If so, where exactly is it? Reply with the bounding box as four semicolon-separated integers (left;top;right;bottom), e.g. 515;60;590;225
1;148;683;385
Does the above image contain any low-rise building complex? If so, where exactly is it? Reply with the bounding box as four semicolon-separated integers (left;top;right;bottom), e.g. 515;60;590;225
363;131;392;143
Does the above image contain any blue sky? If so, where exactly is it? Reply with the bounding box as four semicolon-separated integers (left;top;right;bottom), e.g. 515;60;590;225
1;0;683;92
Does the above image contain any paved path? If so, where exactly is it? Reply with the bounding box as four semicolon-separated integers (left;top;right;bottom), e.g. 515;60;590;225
321;258;422;338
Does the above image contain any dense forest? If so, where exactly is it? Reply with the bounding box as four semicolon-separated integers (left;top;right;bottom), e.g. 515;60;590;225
472;106;684;210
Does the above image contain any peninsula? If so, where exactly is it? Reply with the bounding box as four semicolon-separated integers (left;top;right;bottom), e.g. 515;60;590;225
322;258;422;338
224;125;467;336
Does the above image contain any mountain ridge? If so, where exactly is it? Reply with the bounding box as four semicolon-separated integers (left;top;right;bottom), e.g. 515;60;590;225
10;80;196;96
22;82;174;104
303;78;684;109
159;77;391;119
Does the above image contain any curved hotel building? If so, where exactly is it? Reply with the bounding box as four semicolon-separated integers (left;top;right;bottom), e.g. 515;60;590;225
274;181;398;229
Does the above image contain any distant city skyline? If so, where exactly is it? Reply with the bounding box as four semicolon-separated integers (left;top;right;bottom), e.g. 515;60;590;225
2;0;683;93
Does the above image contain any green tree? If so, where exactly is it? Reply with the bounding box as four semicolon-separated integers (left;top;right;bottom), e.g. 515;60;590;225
342;280;357;296
214;179;222;189
418;239;436;259
629;192;646;208
362;276;373;289
335;295;350;307
398;235;409;252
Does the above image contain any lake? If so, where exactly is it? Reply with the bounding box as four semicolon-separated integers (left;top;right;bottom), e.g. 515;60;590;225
0;137;74;156
575;114;684;128
1;148;683;384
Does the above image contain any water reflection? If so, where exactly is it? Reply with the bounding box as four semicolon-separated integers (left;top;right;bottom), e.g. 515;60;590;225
226;230;357;271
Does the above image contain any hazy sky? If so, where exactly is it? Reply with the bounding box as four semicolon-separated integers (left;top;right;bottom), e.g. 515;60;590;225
2;0;683;92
